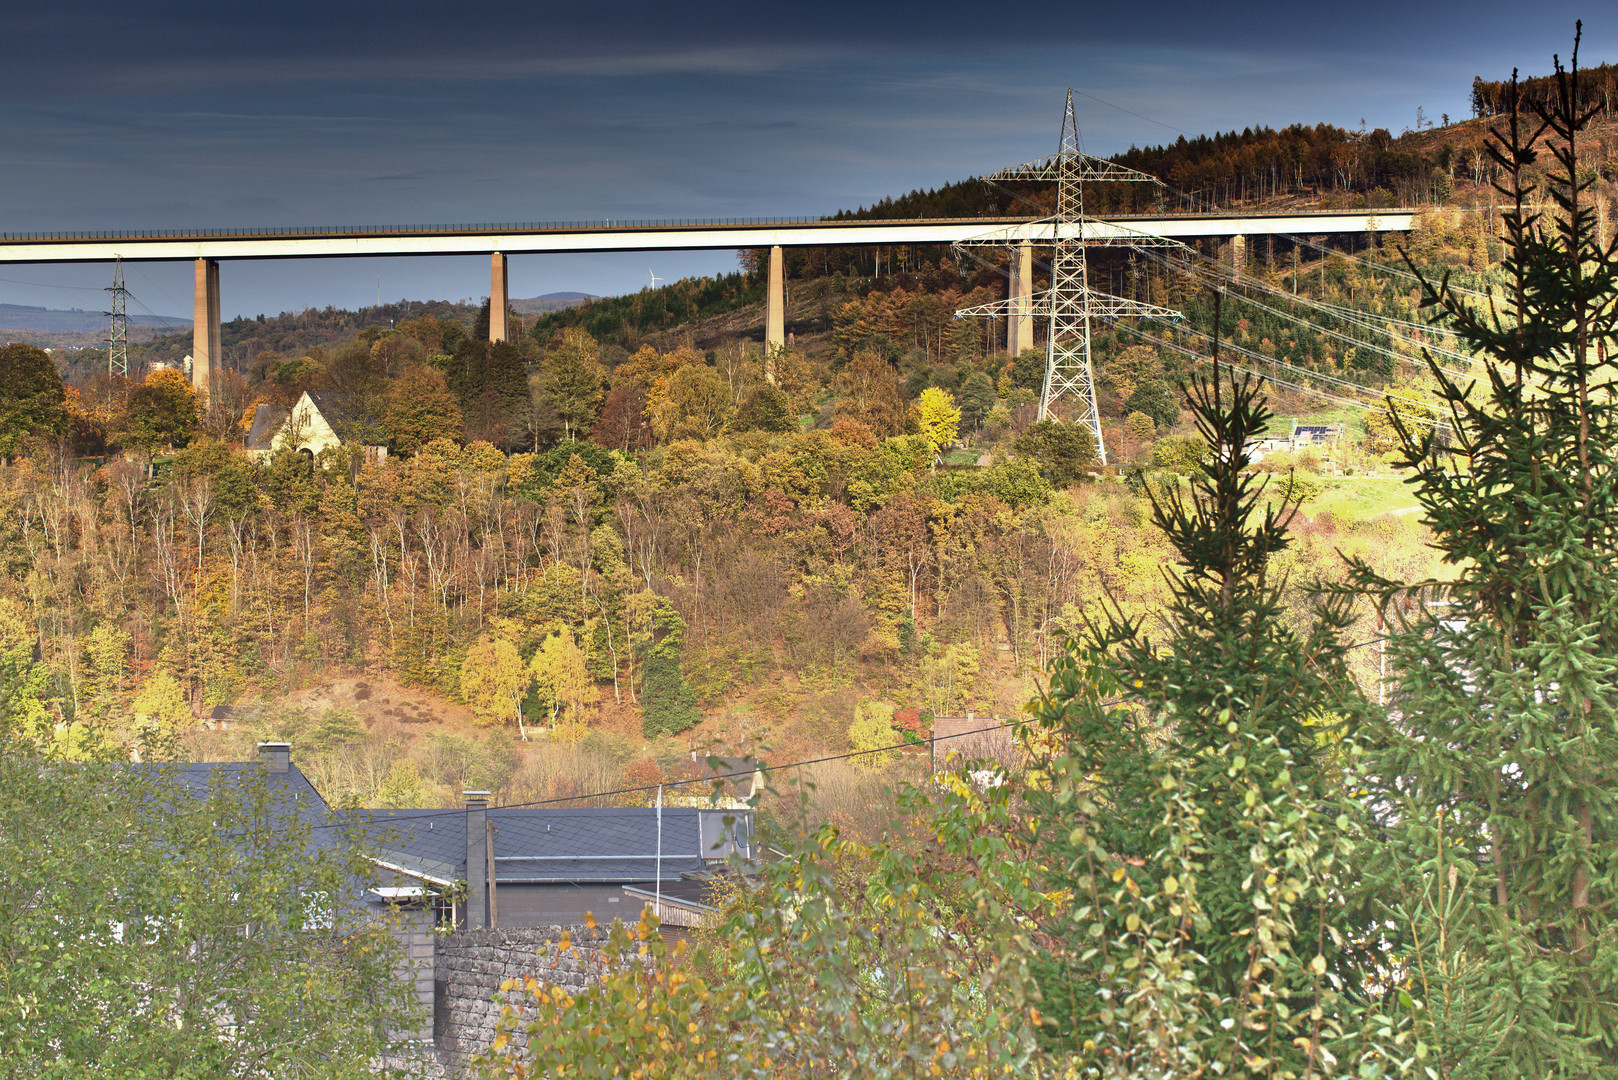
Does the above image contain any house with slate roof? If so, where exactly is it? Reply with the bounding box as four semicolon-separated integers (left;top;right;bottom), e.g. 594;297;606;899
354;802;752;930
163;743;752;931
148;744;754;1064
245;390;387;465
170;741;332;843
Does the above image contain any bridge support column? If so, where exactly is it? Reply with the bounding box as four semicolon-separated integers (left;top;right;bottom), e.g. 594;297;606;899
192;259;219;396
489;252;509;344
1229;234;1247;282
765;245;785;356
1007;241;1034;357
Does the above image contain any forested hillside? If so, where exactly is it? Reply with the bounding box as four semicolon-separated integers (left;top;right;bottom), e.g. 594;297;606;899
16;61;1610;826
0;244;1454;830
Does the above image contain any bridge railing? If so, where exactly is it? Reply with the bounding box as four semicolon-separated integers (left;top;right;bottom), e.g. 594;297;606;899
0;208;1416;245
0;217;882;242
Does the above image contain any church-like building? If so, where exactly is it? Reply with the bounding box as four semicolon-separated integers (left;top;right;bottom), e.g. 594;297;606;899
245;391;388;465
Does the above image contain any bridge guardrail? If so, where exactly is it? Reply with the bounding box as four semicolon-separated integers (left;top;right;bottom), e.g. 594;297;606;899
0;208;1418;245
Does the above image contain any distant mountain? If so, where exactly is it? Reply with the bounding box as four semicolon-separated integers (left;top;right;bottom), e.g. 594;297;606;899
0;302;187;334
510;292;596;316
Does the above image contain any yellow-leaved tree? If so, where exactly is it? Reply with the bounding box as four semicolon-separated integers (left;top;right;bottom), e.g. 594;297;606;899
912;387;960;465
460;636;532;740
0;597;50;741
130;670;191;751
528;627;597;741
848;699;897;769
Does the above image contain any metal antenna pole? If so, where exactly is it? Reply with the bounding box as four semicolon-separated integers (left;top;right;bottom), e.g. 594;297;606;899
654;784;663;923
105;257;129;379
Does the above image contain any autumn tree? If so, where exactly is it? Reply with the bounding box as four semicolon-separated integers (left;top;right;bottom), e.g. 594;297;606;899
0;598;50;741
1362;385;1438;454
650;363;734;442
1013;419;1098;485
122;369;198;453
835;349;909;437
735;381;794;433
590;385;651;452
384;366;464;454
527;626;597;739
536;328;608;440
318;339;388;444
131;670;191;745
848;699;897;768
912;387;960;462
460;636;532;739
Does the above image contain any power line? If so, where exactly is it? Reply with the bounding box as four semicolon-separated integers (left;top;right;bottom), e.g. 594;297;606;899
1133;242;1478;379
1071;89;1196;138
312;635;1396;835
0;276;106;293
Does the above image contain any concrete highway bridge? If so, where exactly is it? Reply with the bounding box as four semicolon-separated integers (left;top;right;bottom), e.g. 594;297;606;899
0;208;1414;391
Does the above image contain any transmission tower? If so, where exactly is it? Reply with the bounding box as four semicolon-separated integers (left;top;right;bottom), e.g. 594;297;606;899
954;90;1185;463
105;257;129;379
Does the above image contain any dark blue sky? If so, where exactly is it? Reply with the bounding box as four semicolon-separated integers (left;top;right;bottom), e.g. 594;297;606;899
2;1;1607;319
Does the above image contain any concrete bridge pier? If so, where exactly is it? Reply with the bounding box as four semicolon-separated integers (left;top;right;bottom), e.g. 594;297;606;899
489;253;508;344
1219;234;1247;282
1007;241;1034;357
765;245;785;355
192;258;219;395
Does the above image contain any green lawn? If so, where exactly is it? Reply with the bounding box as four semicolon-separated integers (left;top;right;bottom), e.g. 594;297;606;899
1299;474;1421;518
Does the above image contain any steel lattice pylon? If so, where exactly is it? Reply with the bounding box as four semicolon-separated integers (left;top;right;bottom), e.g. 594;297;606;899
953;90;1184;464
105;257;129;379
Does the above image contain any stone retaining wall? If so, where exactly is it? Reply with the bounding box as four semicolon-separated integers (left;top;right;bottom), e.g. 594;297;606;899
431;925;609;1074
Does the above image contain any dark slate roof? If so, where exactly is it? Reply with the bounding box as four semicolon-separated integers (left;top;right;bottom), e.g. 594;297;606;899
245;403;289;451
349;806;731;886
135;760;343;864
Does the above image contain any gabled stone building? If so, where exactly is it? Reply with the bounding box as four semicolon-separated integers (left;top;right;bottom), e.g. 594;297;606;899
245;390;387;464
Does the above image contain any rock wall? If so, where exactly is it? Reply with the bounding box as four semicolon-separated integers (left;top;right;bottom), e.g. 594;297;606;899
431;925;608;1074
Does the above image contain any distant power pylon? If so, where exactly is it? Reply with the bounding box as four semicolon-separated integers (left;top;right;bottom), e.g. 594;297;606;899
954;90;1185;463
105;257;129;379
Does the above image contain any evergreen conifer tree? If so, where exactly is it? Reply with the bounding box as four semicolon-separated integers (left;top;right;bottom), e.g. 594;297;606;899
1028;353;1391;1075
1351;32;1618;1076
639;597;699;738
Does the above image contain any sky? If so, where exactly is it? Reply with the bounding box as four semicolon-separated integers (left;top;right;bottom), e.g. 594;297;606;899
2;0;1610;321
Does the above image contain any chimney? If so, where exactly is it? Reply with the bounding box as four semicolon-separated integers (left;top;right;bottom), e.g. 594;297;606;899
464;791;490;930
258;742;291;774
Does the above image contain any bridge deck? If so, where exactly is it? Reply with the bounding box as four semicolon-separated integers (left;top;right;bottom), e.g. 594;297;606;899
0;209;1415;263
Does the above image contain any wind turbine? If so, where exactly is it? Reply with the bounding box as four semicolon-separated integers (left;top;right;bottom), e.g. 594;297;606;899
648;268;664;289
